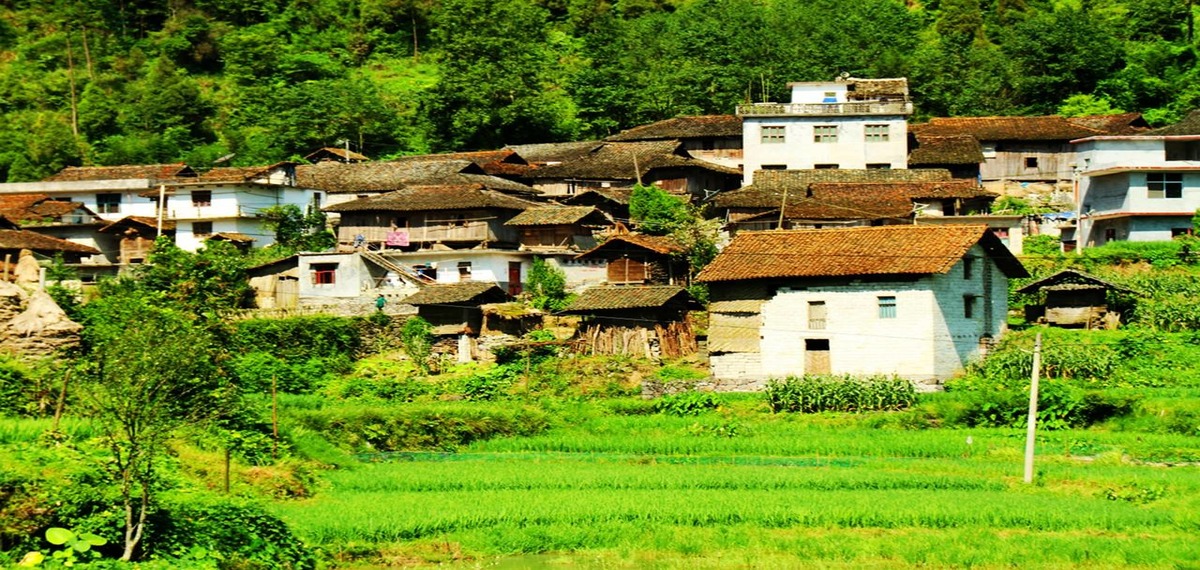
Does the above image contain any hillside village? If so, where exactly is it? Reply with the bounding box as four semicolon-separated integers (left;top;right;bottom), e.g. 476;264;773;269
0;76;1196;383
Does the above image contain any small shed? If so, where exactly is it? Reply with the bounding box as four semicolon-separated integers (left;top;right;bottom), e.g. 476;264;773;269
247;256;300;309
401;282;510;336
98;216;176;265
1017;270;1137;328
575;229;686;285
562;285;699;358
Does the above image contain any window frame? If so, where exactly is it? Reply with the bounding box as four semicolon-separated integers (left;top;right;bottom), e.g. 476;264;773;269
311;262;338;286
760;125;786;144
865;124;890;142
192;221;213;237
813;125;838;143
878;296;897;319
96;193;122;214
963;294;978;319
191;190;212;207
807;300;827;330
1147;173;1184;199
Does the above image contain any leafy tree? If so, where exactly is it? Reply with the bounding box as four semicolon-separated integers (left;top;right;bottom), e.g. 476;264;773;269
136;237;253;315
400;316;434;374
76;292;229;561
628;183;689;235
1058;94;1124;117
526;256;570;311
259;204;336;253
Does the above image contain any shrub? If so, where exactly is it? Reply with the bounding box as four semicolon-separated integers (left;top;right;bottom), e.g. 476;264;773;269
765;375;917;413
946;378;1139;430
149;494;315;569
232;352;349;394
231;316;361;360
655;391;720;416
400;316;434;374
526;257;570;311
287;404;551;452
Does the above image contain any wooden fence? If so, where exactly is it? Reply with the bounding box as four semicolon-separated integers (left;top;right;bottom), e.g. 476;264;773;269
576;320;697;359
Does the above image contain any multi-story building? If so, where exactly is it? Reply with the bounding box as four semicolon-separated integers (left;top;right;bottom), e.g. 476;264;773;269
737;77;912;183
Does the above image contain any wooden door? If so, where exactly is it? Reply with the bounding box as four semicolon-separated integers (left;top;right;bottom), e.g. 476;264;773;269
508;262;522;295
805;338;830;375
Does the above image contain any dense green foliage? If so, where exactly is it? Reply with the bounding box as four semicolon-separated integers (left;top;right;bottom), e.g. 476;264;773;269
525;256;570;311
766;375;918;413
2;0;1198;179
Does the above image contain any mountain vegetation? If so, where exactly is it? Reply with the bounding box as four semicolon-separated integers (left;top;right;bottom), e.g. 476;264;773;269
0;0;1197;181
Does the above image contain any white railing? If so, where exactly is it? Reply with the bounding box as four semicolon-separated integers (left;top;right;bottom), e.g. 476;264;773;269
737;101;912;116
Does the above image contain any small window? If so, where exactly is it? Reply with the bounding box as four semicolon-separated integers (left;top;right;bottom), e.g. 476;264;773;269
962;257;974;280
1172;227;1193;237
457;261;472;278
761;125;786;144
1148;173;1183;199
878;296;896;319
814;164;839;169
808;301;827;330
312;262;338;285
822;91;837;103
701;140;715;151
192;221;213;237
96;193;121;214
1024;157;1038;169
865;124;890;142
761;164;787;170
813;126;838;143
981;143;997;158
453;214;468;228
866;163;891;169
191;190;212;207
964;295;977;319
1104;228;1117;242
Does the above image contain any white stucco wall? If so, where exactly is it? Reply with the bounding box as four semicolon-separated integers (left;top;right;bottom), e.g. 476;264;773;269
298;252;375;298
1077;138;1200;245
741;116;909;183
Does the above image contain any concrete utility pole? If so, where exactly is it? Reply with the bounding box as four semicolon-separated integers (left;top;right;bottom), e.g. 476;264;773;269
1023;332;1042;484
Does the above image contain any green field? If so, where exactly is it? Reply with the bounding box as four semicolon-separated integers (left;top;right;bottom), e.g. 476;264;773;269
272;402;1200;568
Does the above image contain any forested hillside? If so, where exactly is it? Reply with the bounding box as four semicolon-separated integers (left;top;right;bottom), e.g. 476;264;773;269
0;0;1195;181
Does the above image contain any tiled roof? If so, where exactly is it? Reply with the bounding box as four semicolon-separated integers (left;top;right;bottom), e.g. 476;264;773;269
844;77;909;101
0;229;99;254
195;162;294;183
323;184;541;213
737;180;993;222
391;149;532;177
912;116;1106;141
606;115;742;142
1147;110;1200;136
295;160;537;195
506;141;603;165
98;216;177;233
505;206;608;226
1016;269;1138;295
908;135;985;165
304;147;370;162
563;285;694;312
562;186;635;206
527;141;740;180
714;169;953;209
0;194;93;224
402;281;508;306
208;232;256;243
44;163;197;182
1067;113;1149;135
576;233;683;259
696;225;1027;283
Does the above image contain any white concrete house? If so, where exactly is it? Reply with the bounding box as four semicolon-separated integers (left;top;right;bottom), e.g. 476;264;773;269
1071;112;1200;247
737;77;912;184
697;225;1028;389
0;163;323;253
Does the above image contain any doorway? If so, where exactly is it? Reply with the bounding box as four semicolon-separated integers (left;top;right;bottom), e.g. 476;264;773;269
805;338;831;375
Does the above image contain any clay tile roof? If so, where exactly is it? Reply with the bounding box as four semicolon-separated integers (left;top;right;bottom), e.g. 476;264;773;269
844;77;909;101
562;186;635;206
195;162;294;183
43;163;196;182
1146;110;1200;136
576;233;683;259
742;180;992;222
1016;269;1138;295
391;149;532;177
908;135;985;165
696;225;1027;283
323;184;541;213
98;216;177;233
714;169;952;209
606;115;743;142
207;232;256;243
519;141;741;180
506;141;604;165
1067;113;1150;135
505;206;608;226
402;281;508;306
912;116;1106;141
0;229;99;254
304;147;370;162
0;194;94;224
295;160;537;195
563;285;695;312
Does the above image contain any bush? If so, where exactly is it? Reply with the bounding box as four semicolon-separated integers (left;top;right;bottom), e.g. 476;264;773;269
655;391;720;416
322;358;435;401
948;379;1139;430
765;375;917;413
231;316;361;360
400;316;434;374
232;352;349;394
149;494;315;569
287;404;551;452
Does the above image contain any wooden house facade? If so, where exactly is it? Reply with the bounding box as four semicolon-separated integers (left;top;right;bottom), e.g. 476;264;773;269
505;206;609;253
606;115;744;170
562;285;699;359
1016;270;1137;328
98;216;175;265
575;232;686;285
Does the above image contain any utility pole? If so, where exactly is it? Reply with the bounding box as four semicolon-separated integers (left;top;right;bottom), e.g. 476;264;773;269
1023;332;1042;484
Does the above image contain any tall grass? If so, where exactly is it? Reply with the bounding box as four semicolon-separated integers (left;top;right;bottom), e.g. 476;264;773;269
0;417;95;444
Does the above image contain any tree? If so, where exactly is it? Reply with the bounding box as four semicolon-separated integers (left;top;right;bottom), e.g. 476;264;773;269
400;316;435;374
259;204;336;253
628;183;689;235
526;256;570;311
136;237;253;315
77;293;228;561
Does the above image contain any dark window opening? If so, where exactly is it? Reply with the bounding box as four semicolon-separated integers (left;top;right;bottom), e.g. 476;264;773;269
1148;173;1184;199
312;262;338;285
805;338;830;351
866;163;891;169
814;164;839;169
191;190;212;207
1025;157;1038;169
964;295;978;319
1166;141;1200;161
192;221;213;237
962;257;974;279
1172;227;1193;237
96;193;121;214
761;164;787;170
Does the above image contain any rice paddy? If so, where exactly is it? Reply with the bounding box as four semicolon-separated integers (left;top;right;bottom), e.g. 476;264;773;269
271;405;1200;568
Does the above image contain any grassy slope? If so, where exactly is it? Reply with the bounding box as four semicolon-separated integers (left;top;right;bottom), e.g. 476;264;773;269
271;399;1200;568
